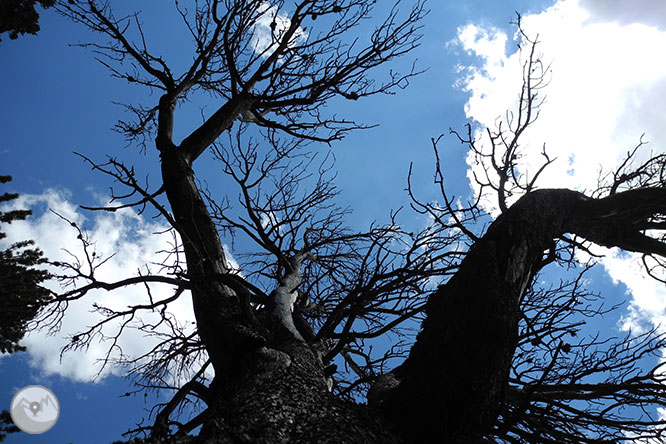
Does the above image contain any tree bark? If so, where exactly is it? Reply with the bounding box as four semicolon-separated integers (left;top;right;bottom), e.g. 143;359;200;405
196;341;402;444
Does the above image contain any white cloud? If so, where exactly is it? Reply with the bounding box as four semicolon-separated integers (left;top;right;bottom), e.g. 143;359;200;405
456;1;666;202
579;0;666;30
223;243;242;274
606;252;666;334
454;0;666;337
0;190;200;382
259;209;283;235
251;1;307;57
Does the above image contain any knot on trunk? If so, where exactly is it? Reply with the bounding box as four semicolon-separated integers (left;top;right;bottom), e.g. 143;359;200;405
367;372;401;408
251;346;292;375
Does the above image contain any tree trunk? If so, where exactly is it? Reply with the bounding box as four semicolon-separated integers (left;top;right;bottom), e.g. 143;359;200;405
158;147;403;443
383;190;581;443
182;189;588;444
196;341;403;444
160;147;265;377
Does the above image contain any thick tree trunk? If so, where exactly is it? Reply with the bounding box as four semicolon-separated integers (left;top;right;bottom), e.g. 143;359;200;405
383;190;583;443
160;147;266;377
196;341;402;444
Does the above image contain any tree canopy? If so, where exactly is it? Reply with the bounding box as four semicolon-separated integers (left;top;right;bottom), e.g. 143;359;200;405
0;0;54;42
0;175;52;354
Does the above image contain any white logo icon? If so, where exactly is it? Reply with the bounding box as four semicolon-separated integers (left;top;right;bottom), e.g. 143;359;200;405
10;385;60;434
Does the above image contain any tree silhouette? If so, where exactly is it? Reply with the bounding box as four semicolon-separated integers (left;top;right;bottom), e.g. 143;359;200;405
0;0;54;42
0;175;52;354
0;409;20;442
21;3;666;443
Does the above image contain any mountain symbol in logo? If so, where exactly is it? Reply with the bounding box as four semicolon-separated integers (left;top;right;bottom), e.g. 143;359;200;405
10;386;60;434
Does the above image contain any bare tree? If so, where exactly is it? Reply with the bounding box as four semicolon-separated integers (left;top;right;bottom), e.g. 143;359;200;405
22;3;666;443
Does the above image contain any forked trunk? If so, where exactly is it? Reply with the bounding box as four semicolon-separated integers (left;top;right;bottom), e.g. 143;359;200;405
158;153;666;444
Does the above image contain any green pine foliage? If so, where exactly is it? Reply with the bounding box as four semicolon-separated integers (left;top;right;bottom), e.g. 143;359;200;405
0;409;19;442
0;175;51;354
0;0;55;42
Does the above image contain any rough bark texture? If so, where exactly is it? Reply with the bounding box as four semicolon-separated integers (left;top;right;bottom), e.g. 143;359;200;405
197;341;402;444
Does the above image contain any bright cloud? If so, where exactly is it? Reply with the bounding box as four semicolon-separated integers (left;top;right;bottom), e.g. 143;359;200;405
579;0;666;31
0;190;200;382
603;250;666;334
453;0;666;334
251;1;307;57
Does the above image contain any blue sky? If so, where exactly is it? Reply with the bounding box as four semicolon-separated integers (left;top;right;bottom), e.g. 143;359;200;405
2;1;666;443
